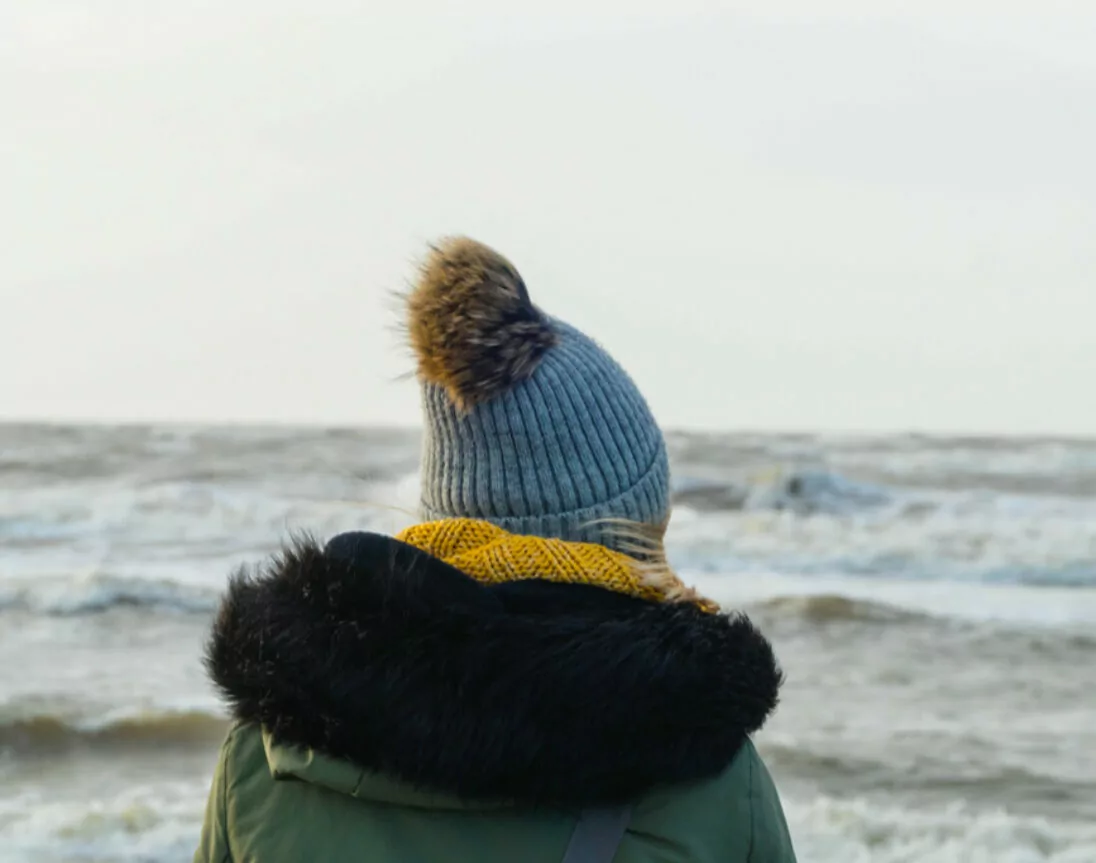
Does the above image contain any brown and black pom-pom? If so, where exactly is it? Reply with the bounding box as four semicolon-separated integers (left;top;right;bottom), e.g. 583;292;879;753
407;237;558;410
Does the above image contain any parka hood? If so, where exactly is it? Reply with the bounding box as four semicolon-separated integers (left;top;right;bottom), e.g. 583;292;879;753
206;531;782;809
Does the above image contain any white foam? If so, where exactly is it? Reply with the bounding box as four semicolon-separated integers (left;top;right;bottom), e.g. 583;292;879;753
8;574;220;616
0;781;205;863
666;480;1096;587
787;794;1096;863
686;568;1096;629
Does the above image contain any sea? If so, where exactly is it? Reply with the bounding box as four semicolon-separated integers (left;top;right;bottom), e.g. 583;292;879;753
2;423;1095;862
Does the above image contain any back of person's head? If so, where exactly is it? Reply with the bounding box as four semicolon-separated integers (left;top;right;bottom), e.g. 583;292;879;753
406;237;670;554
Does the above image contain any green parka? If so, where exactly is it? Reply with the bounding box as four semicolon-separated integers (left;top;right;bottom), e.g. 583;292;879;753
194;531;796;862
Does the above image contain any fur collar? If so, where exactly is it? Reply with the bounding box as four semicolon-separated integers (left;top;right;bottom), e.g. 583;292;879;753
206;531;783;808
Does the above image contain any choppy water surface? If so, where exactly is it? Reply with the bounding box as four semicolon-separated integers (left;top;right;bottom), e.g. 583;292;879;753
2;424;1094;861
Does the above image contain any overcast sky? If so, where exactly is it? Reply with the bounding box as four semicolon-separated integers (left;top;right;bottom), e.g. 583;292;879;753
2;2;1094;434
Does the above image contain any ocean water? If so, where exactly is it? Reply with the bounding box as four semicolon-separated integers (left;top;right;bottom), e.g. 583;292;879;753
2;423;1095;862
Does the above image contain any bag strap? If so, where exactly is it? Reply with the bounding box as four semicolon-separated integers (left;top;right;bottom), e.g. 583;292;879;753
561;806;633;863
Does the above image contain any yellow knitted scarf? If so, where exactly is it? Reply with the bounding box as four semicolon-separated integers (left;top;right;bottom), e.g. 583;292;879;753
396;518;718;612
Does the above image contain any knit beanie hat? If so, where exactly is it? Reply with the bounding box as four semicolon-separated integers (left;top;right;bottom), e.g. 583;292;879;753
406;237;670;552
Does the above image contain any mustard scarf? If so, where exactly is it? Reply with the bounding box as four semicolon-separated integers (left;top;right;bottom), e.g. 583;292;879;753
396;519;718;612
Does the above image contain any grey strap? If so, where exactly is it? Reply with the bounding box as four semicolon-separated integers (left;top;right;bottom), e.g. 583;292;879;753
561;806;632;863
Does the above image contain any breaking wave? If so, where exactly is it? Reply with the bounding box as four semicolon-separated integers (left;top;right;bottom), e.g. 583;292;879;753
0;575;219;616
787;793;1096;862
672;469;893;515
0;710;228;755
751;593;926;624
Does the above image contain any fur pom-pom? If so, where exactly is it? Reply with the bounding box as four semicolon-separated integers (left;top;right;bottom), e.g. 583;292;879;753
407;237;557;409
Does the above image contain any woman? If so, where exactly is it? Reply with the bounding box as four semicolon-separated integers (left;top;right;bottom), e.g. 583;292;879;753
194;238;796;862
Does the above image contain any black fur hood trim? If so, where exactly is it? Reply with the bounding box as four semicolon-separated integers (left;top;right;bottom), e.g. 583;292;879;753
206;531;783;807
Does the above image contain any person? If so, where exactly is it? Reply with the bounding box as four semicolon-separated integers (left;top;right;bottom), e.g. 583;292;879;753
193;238;797;862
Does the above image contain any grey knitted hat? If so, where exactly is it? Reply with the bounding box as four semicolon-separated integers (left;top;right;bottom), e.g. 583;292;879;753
406;237;670;550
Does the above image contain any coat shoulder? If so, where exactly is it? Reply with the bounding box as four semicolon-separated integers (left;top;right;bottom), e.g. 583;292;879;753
628;741;796;862
201;726;796;863
193;724;255;863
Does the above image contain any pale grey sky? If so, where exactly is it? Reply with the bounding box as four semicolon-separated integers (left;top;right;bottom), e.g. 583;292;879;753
2;2;1094;434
